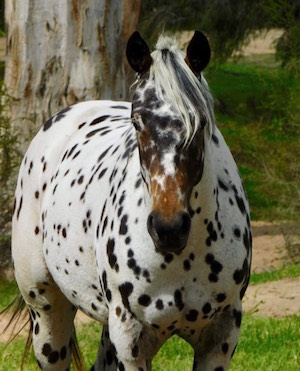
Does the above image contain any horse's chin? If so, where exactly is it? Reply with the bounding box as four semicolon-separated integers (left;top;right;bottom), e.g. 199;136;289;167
153;240;187;254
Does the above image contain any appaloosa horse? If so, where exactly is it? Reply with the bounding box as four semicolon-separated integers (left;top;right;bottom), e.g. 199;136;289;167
11;31;251;370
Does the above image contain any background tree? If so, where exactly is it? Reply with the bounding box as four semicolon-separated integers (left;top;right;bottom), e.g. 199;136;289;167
0;0;4;33
5;0;140;140
264;0;300;72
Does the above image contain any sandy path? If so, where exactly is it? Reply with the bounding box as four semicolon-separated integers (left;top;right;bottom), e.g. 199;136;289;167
242;221;300;317
243;277;300;317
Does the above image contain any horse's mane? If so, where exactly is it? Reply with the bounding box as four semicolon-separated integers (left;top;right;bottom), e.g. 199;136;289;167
150;35;215;146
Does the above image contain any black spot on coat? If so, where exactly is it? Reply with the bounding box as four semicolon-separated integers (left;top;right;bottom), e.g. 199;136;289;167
119;282;133;311
119;214;128;235
138;294;151;307
174;290;184;311
90;115;110;126
186;309;199;322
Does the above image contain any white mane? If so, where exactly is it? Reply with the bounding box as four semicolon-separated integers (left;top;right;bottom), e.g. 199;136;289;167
149;35;215;145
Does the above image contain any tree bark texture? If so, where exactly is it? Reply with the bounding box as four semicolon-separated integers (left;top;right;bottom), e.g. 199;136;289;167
5;0;140;138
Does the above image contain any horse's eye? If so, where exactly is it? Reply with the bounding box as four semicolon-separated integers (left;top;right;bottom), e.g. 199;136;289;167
201;116;208;129
176;141;184;152
132;113;142;132
132;118;141;131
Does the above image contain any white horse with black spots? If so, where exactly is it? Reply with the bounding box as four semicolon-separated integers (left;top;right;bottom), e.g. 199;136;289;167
11;31;252;370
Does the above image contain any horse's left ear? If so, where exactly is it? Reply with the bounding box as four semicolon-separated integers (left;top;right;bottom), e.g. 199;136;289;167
126;32;152;75
185;31;211;75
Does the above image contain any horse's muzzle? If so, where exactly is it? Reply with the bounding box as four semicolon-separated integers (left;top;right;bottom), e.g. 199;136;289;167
147;210;191;253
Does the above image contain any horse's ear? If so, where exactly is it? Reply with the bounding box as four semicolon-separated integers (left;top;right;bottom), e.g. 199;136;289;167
185;31;211;75
126;32;152;75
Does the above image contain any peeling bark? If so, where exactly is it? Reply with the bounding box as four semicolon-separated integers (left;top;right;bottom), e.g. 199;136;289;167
5;0;140;142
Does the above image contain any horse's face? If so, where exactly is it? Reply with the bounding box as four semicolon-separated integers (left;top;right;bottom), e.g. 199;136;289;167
131;100;206;253
127;31;211;253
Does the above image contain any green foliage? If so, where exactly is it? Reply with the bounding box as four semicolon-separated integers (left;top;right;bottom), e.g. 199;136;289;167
264;0;300;73
0;84;21;234
0;0;4;34
0;62;5;80
140;0;300;69
140;0;266;63
206;54;300;220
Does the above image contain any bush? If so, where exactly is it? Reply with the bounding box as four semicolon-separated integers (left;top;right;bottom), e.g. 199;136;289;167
0;84;21;242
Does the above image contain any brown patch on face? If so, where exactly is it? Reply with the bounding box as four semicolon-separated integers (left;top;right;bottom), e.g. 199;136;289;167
151;171;187;220
135;116;204;220
137;130;191;220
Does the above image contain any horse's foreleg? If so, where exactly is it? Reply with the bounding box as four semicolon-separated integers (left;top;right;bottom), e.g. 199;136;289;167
191;304;242;371
91;325;117;371
92;305;159;371
26;283;78;370
12;215;80;369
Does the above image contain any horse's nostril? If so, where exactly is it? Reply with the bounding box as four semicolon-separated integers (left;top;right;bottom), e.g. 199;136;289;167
147;211;191;252
147;211;164;240
147;213;155;232
178;212;191;235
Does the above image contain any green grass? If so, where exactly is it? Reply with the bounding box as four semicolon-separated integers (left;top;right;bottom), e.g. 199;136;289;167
250;264;300;285
230;314;300;370
77;321;102;369
0;279;19;311
0;264;299;369
207;55;299;123
153;314;300;370
1;315;299;370
0;338;36;371
152;335;193;371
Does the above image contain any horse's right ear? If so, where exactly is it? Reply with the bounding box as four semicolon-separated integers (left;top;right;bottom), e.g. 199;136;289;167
126;32;152;75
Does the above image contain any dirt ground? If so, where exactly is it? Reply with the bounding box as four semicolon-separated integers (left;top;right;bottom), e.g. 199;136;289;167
243;221;300;317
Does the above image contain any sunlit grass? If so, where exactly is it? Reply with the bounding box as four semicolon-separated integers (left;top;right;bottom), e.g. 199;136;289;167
230;315;300;370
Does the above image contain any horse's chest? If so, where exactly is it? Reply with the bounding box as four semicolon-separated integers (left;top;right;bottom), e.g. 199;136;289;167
115;238;245;332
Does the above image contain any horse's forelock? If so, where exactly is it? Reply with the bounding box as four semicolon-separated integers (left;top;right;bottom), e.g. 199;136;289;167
149;35;215;146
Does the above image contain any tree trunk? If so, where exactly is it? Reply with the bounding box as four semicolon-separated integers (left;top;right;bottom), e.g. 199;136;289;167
5;0;140;141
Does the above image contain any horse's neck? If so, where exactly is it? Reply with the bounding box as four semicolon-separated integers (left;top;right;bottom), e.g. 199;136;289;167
194;138;219;213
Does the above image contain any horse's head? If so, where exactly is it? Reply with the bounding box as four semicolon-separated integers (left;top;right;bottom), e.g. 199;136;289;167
126;31;214;253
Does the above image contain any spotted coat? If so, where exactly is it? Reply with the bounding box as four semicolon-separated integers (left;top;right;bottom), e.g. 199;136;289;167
12;32;251;370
